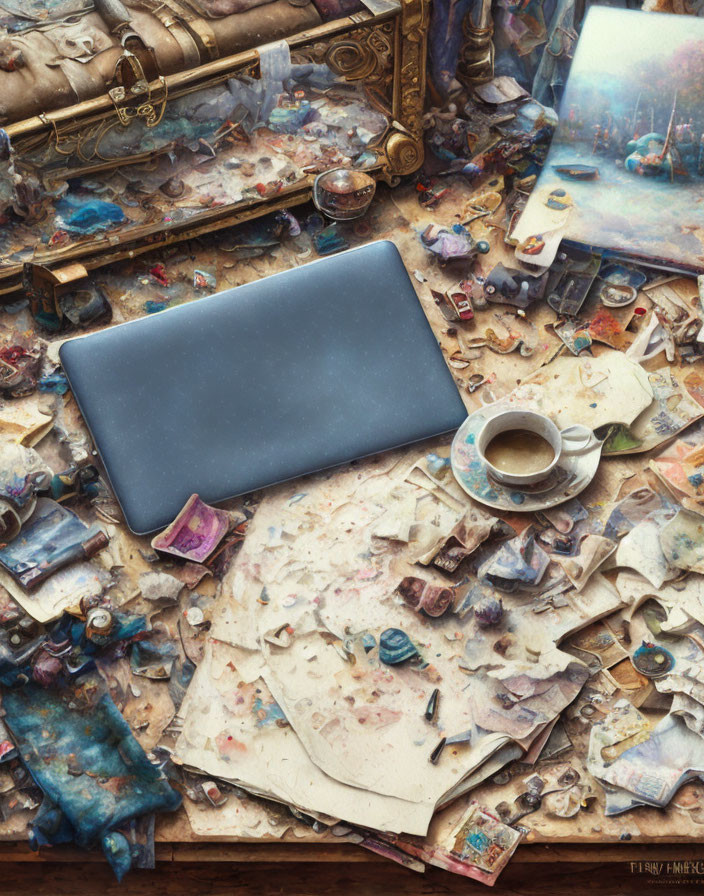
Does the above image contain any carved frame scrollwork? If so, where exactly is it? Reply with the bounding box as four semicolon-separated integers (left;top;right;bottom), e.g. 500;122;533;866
296;0;430;184
386;0;430;180
2;0;430;296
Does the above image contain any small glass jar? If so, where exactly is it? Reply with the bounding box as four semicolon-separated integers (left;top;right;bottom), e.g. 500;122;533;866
312;168;376;221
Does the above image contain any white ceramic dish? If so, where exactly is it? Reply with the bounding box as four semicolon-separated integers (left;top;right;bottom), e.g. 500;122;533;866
451;404;603;512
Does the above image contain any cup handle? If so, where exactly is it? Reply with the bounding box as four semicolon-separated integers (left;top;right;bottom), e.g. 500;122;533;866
560;423;599;455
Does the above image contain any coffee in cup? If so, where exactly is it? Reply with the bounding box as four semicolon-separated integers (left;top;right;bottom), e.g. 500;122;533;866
476;410;567;487
484;428;556;476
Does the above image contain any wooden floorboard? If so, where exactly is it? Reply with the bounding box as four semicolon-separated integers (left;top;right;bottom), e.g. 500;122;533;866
3;857;704;896
2;845;704;894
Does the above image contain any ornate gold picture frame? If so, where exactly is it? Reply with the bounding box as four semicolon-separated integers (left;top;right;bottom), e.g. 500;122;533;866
1;0;429;300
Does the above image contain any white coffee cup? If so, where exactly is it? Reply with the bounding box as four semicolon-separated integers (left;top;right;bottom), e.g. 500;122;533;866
476;409;596;487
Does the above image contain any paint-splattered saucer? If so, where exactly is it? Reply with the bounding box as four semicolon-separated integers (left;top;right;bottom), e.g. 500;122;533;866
450;405;603;512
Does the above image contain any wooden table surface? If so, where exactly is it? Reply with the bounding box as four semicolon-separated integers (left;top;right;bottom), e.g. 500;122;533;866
2;179;704;893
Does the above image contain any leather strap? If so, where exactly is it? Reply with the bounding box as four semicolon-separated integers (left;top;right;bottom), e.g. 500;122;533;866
135;0;219;60
144;3;202;67
120;32;160;81
94;0;162;81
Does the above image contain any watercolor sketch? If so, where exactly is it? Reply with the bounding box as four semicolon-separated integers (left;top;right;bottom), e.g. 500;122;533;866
515;8;704;271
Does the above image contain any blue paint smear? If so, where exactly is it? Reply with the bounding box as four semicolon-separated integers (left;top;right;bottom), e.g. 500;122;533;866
57;199;126;235
38;372;69;394
253;696;287;727
426;453;451;476
144;300;168;314
688;472;704;489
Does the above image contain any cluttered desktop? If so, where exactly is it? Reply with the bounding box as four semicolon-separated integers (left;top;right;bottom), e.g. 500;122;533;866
0;2;703;893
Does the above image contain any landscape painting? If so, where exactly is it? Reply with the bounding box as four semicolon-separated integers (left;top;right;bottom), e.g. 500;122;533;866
515;7;704;272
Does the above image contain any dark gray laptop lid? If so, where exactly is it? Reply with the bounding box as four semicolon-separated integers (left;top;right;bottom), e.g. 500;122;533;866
60;241;468;534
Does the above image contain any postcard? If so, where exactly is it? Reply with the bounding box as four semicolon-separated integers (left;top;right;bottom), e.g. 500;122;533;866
0;498;107;591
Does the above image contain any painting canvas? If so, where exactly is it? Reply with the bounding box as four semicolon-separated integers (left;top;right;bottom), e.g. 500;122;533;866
513;8;704;272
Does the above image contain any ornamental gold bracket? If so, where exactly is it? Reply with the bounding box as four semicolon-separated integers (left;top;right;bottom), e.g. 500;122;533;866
108;49;168;128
